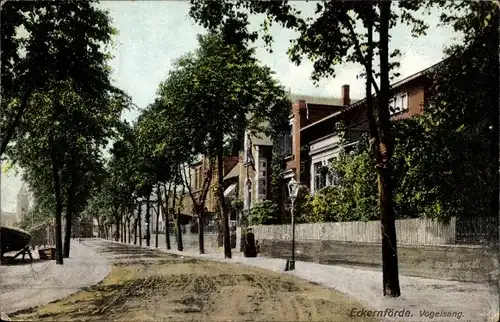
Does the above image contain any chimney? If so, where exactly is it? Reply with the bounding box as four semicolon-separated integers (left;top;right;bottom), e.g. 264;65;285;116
341;84;350;106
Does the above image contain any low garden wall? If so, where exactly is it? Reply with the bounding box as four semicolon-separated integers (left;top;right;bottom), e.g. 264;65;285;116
258;239;497;284
245;217;497;284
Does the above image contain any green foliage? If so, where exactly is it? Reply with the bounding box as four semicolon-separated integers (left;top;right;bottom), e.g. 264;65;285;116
293;185;313;224
307;137;378;223
391;9;499;221
1;0;119;156
229;197;244;212
9;78;128;226
249;200;279;225
156;32;290;159
2;0;130;248
189;1;436;86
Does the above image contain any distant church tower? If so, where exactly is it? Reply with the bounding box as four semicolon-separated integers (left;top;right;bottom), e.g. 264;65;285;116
16;182;30;222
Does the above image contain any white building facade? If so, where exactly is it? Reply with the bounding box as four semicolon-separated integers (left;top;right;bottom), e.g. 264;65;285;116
309;134;360;195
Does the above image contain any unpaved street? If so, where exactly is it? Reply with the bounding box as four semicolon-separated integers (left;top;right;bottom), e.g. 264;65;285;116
10;239;377;321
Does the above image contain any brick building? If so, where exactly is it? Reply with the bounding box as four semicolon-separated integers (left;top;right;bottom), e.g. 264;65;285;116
301;62;438;194
280;87;357;190
224;90;355;217
181;155;239;222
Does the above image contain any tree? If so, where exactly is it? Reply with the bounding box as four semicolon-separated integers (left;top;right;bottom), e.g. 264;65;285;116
8;79;127;263
156;33;290;258
103;121;144;243
135;103;179;248
1;0;118;157
181;159;213;254
2;0;129;263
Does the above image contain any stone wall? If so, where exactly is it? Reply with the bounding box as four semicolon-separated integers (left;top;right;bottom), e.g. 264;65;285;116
259;239;498;284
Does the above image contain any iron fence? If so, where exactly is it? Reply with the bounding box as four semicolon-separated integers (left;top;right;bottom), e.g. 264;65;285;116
455;216;498;245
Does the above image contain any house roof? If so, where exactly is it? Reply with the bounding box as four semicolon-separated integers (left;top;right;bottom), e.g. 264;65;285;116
288;93;356;106
224;164;240;180
251;132;272;146
300;60;444;133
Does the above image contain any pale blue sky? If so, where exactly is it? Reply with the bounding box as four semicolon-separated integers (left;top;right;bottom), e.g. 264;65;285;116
99;1;460;122
1;1;462;212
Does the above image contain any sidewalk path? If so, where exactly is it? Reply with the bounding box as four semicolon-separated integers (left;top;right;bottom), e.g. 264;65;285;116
0;239;111;316
119;239;497;322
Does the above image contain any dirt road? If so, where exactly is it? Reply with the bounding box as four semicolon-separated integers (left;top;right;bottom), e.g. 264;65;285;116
10;240;377;321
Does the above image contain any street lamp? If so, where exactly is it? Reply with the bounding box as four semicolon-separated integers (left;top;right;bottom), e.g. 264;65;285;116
286;177;300;271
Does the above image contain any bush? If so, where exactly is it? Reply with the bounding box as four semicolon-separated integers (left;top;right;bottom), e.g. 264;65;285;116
305;135;378;223
249;200;278;225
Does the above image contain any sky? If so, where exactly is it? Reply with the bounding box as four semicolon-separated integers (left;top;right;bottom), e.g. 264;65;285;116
1;1;463;213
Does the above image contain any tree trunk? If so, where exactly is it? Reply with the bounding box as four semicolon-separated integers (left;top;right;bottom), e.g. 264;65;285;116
50;139;64;265
172;182;182;251
198;205;205;254
146;191;151;247
217;145;231;259
122;211;126;242
138;202;143;246
163;182;171;249
97;218;101;238
156;184;161;248
134;216;138;245
128;215;131;244
378;1;400;297
120;213;123;243
176;209;183;251
63;212;72;258
63;150;78;258
115;217;120;242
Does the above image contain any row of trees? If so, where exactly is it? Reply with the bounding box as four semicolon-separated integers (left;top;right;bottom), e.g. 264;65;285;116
2;0;495;299
1;0;290;266
1;0;132;265
83;32;291;261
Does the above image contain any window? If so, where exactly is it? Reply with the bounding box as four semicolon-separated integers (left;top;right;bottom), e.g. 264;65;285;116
258;178;267;197
280;125;293;157
314;162;326;191
259;159;267;177
389;92;408;116
326;159;335;186
394;96;402;113
401;94;408;111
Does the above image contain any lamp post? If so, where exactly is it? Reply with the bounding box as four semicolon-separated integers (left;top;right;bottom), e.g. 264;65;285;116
286;178;299;271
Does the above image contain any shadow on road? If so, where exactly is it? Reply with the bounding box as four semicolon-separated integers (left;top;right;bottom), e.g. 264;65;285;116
0;258;46;266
